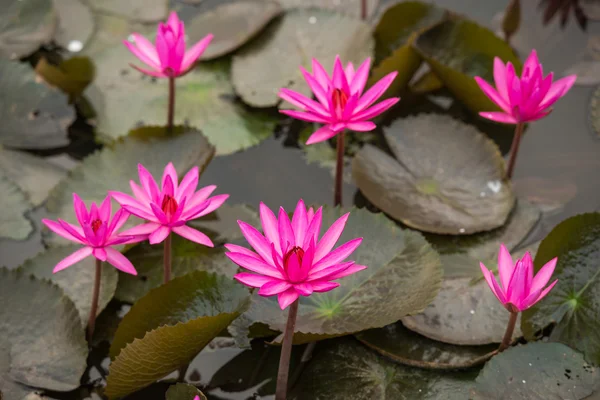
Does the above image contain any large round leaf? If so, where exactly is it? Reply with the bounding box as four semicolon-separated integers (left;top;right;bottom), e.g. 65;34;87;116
0;173;33;240
291;338;476;399
165;383;207;400
356;322;497;370
232;207;443;344
522;213;600;365
53;0;95;53
90;0;167;22
470;343;598;400
105;271;250;399
231;9;374;107
0;58;74;150
352;114;514;234
0;0;57;59
0;268;87;396
413;18;522;114
18;246;118;327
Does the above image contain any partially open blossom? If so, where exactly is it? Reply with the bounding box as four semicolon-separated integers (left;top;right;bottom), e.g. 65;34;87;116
475;49;576;124
480;244;558;312
226;199;366;309
278;56;399;145
110;163;228;246
123;11;213;78
42;194;142;274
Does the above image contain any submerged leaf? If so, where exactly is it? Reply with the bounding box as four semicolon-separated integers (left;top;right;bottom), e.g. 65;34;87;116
0;174;33;240
165;383;207;400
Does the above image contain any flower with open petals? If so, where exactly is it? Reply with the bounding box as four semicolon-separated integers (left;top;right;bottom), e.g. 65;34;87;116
110;163;228;246
42;194;142;274
475;49;576;124
226;199;367;309
480;244;558;312
123;11;213;78
278;56;399;145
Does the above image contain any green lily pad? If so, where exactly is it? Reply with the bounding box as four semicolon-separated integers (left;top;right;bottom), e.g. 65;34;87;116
470;343;598;400
413;18;522;114
0;148;67;206
90;0;167;23
53;0;95;53
0;0;57;59
231;8;374;107
0;173;33;240
410;70;445;94
166;383;207;400
522;213;600;365
369;1;446;98
356;322;497;370
106;271;250;399
233;206;443;345
352;114;514;234
291;338;476;399
35;57;95;99
0;268;87;395
0;58;74;150
18;246;118;327
276;0;380;19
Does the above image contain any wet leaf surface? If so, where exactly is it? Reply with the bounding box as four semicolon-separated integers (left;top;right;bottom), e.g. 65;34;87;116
0;174;33;240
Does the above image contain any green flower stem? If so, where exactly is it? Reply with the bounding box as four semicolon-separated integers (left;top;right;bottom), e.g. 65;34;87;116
87;258;102;341
276;299;299;400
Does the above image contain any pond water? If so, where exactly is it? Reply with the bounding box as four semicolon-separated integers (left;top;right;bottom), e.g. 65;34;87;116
1;0;599;399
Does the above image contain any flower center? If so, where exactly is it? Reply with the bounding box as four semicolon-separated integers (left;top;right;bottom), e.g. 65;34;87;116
283;246;305;271
161;195;178;217
332;88;348;111
91;219;102;234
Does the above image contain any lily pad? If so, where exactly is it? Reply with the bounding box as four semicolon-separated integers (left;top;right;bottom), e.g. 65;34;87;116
0;148;67;206
276;0;380;19
18;246;118;327
90;0;168;23
369;1;446;98
233;206;443;345
190;203;260;242
0;58;74;150
0;268;87;395
470;342;598;400
291;338;476;399
231;8;374;107
165;383;207;400
413;18;522;114
522;213;600;365
352;114;514;235
52;0;95;53
0;0;57;59
0;174;33;240
356;322;497;370
105;271;250;399
35;57;95;99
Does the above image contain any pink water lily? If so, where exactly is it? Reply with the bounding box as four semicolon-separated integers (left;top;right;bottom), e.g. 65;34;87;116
279;55;399;145
42;194;142;274
123;11;213;78
109;162;229;246
475;49;576;124
480;244;558;312
226;199;367;310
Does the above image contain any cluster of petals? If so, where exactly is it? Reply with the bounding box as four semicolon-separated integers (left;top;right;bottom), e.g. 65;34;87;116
278;55;399;145
110;163;228;246
42;194;143;275
123;11;213;78
475;49;576;124
480;244;558;312
226;199;367;310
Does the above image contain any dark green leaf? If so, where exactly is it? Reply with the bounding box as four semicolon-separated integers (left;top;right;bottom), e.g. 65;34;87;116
0;173;33;240
410;70;444;94
0;0;56;59
165;383;207;400
502;0;521;42
35;57;95;99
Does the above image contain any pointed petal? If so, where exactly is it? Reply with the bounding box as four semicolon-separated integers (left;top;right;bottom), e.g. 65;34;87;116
498;244;514;290
124;39;161;71
474;77;511;113
129;63;167;78
234;273;274;288
57;219;87;243
260;202;281;253
72;193;89;226
279;109;330;124
98;196;111;222
308;260;355;281
130;181;151;205
311;58;331;91
150;203;169;225
42;219;86;244
138;164;161;202
322;263;366;280
278;207;295;252
105;248;137;275
186;194;229;220
259;280;292;296
350;58;371;95
224;244;262;259
522;49;540;79
181;34;214;72
187;185;217;210
480;263;507;304
493;57;509;100
306;125;339;145
176;167;199;202
167;11;180;33
313;238;362;271
294;283;314;296
303;207;322;249
527;279;558;308
120;222;161;237
226;252;283;278
354;71;397;113
539;75;577;109
310;281;340;292
155;28;170;69
172;225;213;247
332;55;350;93
315;212;349;262
279;88;330;117
53;247;93;273
277;288;299;309
291;199;307;246
478;111;518;124
93;247;107;261
345;121;376;132
351;97;399;121
300;66;330;107
506;258;528;305
238;221;275;265
161;162;179;192
530;257;558;294
130;33;160;66
149;225;171;244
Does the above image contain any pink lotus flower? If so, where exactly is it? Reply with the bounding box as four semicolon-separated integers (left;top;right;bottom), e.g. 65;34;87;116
226;199;367;309
480;244;558;312
42;194;142;274
475;49;576;124
109;163;229;246
123;11;213;78
278;56;399;145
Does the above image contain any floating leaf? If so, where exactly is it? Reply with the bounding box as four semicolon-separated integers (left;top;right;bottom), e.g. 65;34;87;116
165;383;207;400
35;57;95;99
0;174;33;240
106;271;250;399
470;343;598;399
291;339;476;399
0;0;57;59
513;176;577;214
52;0;95;53
231;9;373;107
18;246;118;327
276;0;379;19
413;18;522;114
90;0;167;22
0;268;87;396
0;58;74;150
356;322;497;370
522;213;600;365
234;207;442;344
410;70;444;94
190;203;260;242
352;114;514;234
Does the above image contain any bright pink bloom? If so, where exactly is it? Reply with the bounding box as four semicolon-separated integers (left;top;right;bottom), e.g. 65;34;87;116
480;244;558;312
109;163;228;246
226;199;367;309
42;195;142;274
475;49;576;124
123;11;213;78
278;55;399;145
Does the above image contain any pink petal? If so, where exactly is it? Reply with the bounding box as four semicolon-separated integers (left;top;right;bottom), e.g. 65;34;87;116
530;257;558;294
172;225;213;247
105;248;137;275
167;11;180;34
176;167;199;202
311;58;331;92
350;58;371;95
306;125;339;145
161;162;179;192
238;221;274;265
322;263;366;280
226;252;284;279
520;287;542;311
291;199;308;246
294;283;313;296
526;279;558;308
149;225;171;244
474;77;511;113
480;263;507;304
341;93;359;120
53;247;93;273
539;75;576;109
121;222;161;237
332;55;350;94
310;281;340;292
303;207;322;249
279;109;330;124
130;33;160;66
478;111;518;124
107;209;130;238
98;196;111;222
277;288;299;309
42;219;86;245
155;28;171;69
493;57;509;100
224;244;262;260
314;212;349;262
260;202;281;254
109;190;145;212
187;185;217;210
498;244;514;290
278;207;295;253
308;260;355;281
354;71;397;113
279;88;330;117
93;247;107;261
312;238;362;271
72;193;89;226
234;273;274;288
506;258;528;305
171;33;186;73
129;181;151;205
130;63;167;78
150;203;169;225
258;280;292;296
522;49;540;79
187;194;229;220
138;164;161;202
57;219;87;243
345;62;355;83
300;66;330;107
123;39;161;71
345;121;376;132
351;97;399;122
181;34;214;72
